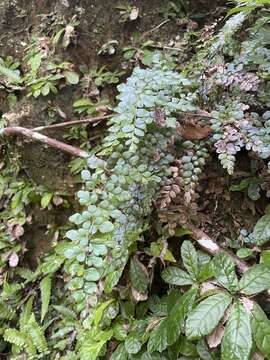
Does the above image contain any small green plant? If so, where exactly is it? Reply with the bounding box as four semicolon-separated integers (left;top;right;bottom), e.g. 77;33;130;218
115;4;139;23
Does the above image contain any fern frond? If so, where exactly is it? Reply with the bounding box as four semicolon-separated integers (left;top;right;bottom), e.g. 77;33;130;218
0;303;15;320
40;275;52;322
53;305;77;320
4;328;26;348
27;314;48;354
19;296;34;330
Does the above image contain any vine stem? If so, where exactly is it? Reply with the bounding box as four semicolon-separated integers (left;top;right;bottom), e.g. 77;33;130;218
189;225;250;273
0;126;89;158
32;114;113;131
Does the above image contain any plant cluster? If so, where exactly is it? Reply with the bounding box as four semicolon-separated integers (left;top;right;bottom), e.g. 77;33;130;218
1;3;270;360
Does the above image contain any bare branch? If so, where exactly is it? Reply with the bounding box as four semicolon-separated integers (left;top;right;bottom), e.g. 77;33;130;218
189;225;249;273
0;126;89;158
32;114;113;132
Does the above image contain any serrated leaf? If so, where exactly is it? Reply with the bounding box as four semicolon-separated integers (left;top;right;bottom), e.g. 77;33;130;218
40;276;52;322
213;253;239;293
147;319;168;353
167;287;198;346
186;292;232;339
221;300;252;360
181;240;199;280
162;266;194;286
239;264;270;295
130;257;149;293
111;343;129;360
252;214;270;245
251;303;270;359
125;334;142;354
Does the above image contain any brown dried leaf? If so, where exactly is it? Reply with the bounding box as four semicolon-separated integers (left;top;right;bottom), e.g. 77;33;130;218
130;7;139;21
132;287;148;302
12;224;24;239
206;322;224;348
9;252;19;268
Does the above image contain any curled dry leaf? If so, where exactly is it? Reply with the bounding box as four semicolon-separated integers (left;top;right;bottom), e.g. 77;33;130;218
12;224;24;239
252;352;265;360
130;7;139;21
206;322;224;348
9;252;19;268
53;195;63;206
132;287;148;302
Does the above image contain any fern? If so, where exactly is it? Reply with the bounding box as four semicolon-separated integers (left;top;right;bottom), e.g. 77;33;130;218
27;314;48;354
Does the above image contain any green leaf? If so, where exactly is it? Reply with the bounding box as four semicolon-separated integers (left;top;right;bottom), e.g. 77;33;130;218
84;268;101;281
73;98;93;107
229;179;250;192
111;343;129;360
41;192;53;209
261;250;270;266
93;299;114;327
251;303;270;359
167;287;198;346
174;227;192;237
221;300;252;360
99;221;114;233
64;70;79;84
213;253;238;293
186;292;232;339
181;240;199;280
239;264;270;295
162;266;194;286
130;257;149;293
125;334;142;354
252;214;270;245
40;276;52;322
147;319;168;353
0;63;21;81
236;248;253;259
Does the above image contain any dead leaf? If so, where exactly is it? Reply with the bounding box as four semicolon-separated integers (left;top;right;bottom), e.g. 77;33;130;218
132;288;148;302
130;7;139;21
177;122;212;140
206;322;224;348
53;195;63;206
9;252;19;267
12;224;24;239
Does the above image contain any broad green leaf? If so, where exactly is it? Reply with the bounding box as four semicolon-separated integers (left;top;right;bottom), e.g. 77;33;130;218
162;266;194;286
181;241;199;280
41;192;53;209
130;257;149;293
221;300;252;360
93;299;114;327
111;343;129;360
252;214;270;245
186;292;232;339
64;70;79;84
125;334;142;354
213;253;238;293
261;250;270;266
251;303;270;359
229;179;250;192
175;227;192;237
147;319;168;353
40;276;52;322
236;248;253;259
167;287;198;346
239;264;270;295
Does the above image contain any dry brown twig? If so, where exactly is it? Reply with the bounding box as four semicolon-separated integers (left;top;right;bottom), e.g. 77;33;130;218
0;126;89;158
